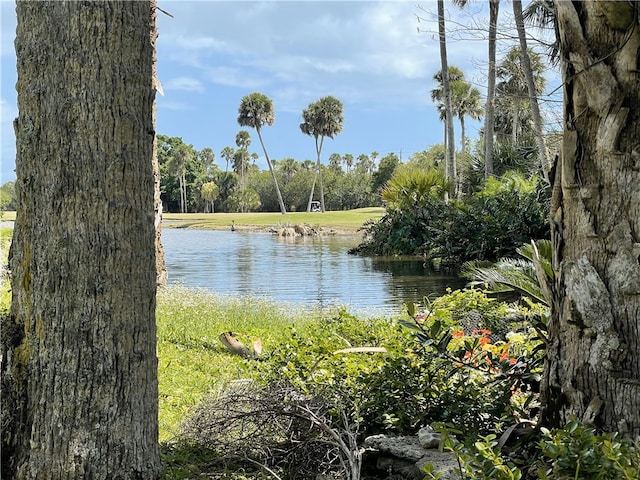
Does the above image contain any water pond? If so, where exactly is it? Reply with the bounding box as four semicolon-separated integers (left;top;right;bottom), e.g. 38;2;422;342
162;228;467;317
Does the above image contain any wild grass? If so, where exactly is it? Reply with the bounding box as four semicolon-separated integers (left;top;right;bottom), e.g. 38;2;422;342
156;286;326;442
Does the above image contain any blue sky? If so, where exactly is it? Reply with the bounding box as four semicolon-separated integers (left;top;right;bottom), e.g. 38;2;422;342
1;1;559;184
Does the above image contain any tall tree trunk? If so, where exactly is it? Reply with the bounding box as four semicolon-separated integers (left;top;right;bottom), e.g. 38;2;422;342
152;25;167;287
256;128;287;214
513;0;550;180
541;0;640;437
484;0;499;179
307;135;321;212
181;172;187;213
307;135;326;213
1;2;161;478
437;0;456;196
460;116;466;162
511;100;519;145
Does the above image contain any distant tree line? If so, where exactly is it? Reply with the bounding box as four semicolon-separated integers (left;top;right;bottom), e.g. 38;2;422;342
157;132;407;213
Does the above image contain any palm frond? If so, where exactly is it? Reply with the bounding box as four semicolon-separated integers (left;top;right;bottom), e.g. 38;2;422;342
462;257;548;305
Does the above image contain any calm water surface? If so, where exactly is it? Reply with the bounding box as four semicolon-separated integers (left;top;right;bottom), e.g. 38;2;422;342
161;228;466;316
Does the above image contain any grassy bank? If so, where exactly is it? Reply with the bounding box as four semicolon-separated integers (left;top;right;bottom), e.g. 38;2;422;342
157;287;329;442
162;207;384;232
1;207;384;233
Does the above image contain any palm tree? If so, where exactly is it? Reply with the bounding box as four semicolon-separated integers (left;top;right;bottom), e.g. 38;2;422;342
455;82;483;162
496;47;546;147
220;146;235;173
436;0;457;196
170;143;190;213
343;153;354;172
300;95;344;212
234;130;251;191
238;92;286;214
432;67;482;165
382;167;450;210
278;157;299;182
198;147;216;178
513;0;551;178
485;0;500;179
201;181;219;213
328;153;343;172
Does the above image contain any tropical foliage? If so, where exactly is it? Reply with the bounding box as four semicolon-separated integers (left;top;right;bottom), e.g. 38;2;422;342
352;171;550;271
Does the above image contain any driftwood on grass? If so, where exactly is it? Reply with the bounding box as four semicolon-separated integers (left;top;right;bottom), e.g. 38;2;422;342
218;331;261;359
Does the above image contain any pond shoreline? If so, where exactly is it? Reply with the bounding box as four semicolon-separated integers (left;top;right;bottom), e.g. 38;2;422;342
161;219;363;237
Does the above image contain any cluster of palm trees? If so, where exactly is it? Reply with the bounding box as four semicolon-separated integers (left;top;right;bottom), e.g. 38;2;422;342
429;0;555;195
236;92;344;215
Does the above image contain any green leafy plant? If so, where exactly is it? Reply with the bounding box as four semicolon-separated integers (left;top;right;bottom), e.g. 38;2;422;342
538;419;640;480
462;239;553;306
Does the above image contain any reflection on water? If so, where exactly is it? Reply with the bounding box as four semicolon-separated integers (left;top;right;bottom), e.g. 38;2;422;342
161;229;467;316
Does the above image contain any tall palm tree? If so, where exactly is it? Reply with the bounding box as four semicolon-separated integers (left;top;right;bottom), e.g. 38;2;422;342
328;153;343;172
343;153;354;172
220;146;235;173
234;130;251;191
170;143;190;213
485;0;500;179
278;157;300;182
238;92;286;214
496;46;546;146
449;0;499;179
300;95;344;212
456;83;483;162
432;67;482;163
436;0;457;196
513;0;551;179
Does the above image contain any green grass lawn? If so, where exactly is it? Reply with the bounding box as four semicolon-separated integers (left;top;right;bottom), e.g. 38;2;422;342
1;211;16;221
2;207;384;232
162;207;384;231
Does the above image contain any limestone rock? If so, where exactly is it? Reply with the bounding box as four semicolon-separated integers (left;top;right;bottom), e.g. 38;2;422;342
418;425;441;449
364;434;426;462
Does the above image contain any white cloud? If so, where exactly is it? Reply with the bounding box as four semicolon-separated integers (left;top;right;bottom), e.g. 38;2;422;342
202;66;266;90
163;76;205;93
155;1;439;108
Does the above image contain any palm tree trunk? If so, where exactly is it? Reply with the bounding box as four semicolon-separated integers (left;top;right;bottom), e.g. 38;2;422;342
485;0;499;179
318;135;326;212
512;101;519;145
256;128;287;214
460;116;466;162
180;173;187;213
307;173;318;212
3;2;161;477
541;0;640;437
437;0;456;196
513;0;550;179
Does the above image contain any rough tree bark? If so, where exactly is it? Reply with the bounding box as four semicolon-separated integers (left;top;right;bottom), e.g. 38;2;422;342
1;1;162;478
541;0;640;437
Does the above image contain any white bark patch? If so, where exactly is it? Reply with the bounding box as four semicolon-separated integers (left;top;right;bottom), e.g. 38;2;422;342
564;255;620;370
606;221;640;296
597;106;628;154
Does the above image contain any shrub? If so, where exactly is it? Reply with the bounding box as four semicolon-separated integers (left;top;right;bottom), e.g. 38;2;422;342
538;419;640;479
351;172;550;272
